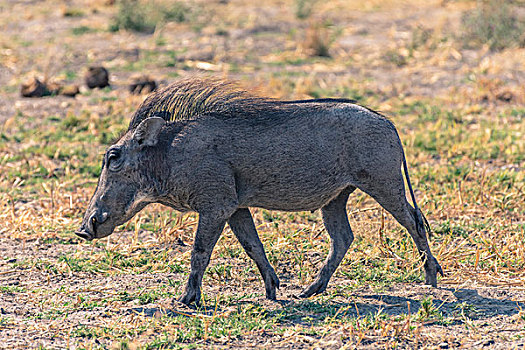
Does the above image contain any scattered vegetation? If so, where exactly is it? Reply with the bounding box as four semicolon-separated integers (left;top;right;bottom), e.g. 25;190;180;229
382;48;408;67
409;25;433;51
461;0;525;50
71;25;96;36
61;7;85;17
110;0;189;33
303;21;336;57
295;0;318;19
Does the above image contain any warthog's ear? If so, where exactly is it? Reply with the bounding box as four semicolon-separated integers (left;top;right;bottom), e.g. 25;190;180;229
132;117;166;147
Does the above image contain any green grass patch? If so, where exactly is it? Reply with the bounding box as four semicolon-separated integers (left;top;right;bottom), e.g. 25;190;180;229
71;25;96;36
110;0;190;33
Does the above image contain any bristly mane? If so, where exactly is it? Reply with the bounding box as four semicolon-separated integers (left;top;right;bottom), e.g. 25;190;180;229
129;78;270;130
128;78;380;130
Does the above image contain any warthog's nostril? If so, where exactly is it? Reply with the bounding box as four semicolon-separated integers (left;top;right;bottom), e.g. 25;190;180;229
86;211;109;238
87;212;99;236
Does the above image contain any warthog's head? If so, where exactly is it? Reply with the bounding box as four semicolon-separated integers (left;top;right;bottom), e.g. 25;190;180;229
76;117;166;240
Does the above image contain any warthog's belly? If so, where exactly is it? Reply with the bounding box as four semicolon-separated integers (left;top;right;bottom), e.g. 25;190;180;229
240;186;349;212
233;153;350;211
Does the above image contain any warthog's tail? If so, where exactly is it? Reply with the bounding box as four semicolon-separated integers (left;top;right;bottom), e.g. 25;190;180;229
401;152;432;239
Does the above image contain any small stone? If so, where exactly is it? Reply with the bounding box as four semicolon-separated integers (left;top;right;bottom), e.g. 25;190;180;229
20;77;47;97
85;66;110;89
439;342;449;349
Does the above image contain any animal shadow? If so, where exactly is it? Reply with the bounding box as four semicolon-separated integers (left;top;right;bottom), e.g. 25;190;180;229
129;287;523;326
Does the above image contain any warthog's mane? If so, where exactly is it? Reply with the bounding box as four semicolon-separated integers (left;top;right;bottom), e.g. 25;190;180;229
129;78;275;130
128;77;384;130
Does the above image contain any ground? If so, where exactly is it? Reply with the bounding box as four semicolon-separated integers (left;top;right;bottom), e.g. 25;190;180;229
0;0;524;349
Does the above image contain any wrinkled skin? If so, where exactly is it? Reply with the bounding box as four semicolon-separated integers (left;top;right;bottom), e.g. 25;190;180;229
78;103;443;306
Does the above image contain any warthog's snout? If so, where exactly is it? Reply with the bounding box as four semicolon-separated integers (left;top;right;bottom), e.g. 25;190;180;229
75;229;93;241
76;210;108;241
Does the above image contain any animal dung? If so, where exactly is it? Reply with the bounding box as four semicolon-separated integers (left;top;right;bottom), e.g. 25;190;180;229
60;84;80;97
496;90;513;102
20;77;47;97
85;66;110;89
20;77;80;98
129;74;157;95
46;81;62;95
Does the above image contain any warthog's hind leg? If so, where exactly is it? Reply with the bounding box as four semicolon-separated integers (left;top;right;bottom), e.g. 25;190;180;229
228;208;280;300
299;186;355;298
385;200;443;286
359;172;443;287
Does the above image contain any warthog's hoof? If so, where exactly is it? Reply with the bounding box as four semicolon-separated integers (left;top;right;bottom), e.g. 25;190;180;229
178;290;200;307
265;271;280;300
298;279;328;299
424;256;444;287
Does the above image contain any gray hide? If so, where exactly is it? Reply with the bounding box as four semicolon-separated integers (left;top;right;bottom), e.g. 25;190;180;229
77;79;443;306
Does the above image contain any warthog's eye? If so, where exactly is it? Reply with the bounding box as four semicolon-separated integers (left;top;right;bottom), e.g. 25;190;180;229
106;148;123;171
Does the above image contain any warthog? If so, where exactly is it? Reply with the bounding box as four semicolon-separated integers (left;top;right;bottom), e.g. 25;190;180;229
77;78;443;305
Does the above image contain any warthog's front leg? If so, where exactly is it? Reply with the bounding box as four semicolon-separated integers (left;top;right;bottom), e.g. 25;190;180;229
179;214;226;306
228;208;280;300
299;187;355;298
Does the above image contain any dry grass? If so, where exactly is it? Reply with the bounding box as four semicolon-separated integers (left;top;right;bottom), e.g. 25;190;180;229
0;0;524;349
